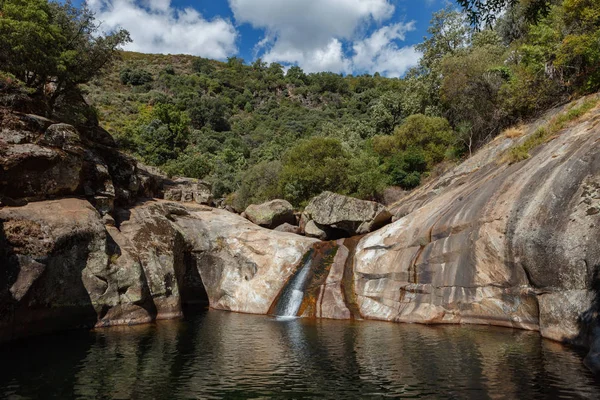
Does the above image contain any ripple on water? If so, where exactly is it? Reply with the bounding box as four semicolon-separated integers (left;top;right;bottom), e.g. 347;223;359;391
0;310;599;399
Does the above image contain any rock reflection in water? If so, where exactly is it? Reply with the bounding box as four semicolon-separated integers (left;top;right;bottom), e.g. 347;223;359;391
1;310;599;399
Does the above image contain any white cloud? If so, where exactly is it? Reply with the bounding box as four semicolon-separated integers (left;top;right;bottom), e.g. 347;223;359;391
352;23;420;76
86;0;238;59
229;0;419;76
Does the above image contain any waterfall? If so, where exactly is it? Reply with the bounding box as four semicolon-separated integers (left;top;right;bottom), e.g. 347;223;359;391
273;250;314;318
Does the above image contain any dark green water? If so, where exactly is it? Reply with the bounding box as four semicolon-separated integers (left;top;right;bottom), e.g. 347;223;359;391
1;309;599;399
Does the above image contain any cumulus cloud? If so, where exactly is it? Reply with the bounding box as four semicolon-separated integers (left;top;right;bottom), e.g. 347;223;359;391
352;22;420;77
86;0;238;59
229;0;419;76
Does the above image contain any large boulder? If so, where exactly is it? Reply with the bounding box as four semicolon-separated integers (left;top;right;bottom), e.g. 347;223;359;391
173;206;318;313
0;199;112;341
244;199;295;229
302;191;392;239
0;110;163;212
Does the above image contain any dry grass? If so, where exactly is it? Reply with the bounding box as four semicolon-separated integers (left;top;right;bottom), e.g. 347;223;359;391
503;125;525;139
503;97;599;164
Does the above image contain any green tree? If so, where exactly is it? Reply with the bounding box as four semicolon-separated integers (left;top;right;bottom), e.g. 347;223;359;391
234;160;282;210
440;30;509;152
279;137;350;206
0;0;130;112
456;0;551;25
129;104;191;165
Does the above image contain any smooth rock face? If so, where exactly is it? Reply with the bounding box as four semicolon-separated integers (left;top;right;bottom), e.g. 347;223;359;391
244;199;295;229
351;98;600;350
173;207;318;314
302;191;392;238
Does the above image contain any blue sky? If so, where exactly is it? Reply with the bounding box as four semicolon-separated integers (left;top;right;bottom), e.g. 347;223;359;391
79;0;448;77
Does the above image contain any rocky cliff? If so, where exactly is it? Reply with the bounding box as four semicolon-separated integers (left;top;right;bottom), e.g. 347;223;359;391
1;96;599;372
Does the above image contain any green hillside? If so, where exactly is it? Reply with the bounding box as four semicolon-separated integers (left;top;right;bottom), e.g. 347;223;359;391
3;0;599;210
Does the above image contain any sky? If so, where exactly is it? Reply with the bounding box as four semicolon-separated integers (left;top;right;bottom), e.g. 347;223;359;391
75;0;448;77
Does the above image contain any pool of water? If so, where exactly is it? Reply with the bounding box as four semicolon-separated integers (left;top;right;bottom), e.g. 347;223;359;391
1;309;599;399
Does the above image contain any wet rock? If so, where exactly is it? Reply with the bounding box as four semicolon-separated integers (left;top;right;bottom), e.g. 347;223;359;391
244;199;295;229
302;191;392;238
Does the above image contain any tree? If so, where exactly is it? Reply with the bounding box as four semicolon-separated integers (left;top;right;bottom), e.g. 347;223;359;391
456;0;551;26
370;91;405;134
0;0;130;112
120;67;153;86
129;104;191;166
279;137;350;206
440;30;509;150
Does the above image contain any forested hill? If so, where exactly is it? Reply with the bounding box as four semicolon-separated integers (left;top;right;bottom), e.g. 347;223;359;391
78;2;600;210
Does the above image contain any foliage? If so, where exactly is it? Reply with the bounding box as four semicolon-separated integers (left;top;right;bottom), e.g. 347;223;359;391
234;161;283;210
279;137;351;206
372;114;455;189
126;103;191;165
120;68;153;86
456;0;551;25
60;0;600;206
0;0;130;112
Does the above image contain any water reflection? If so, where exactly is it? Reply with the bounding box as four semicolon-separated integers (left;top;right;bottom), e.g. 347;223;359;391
1;310;599;399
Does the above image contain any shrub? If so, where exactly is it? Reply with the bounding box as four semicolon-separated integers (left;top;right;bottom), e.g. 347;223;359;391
163;152;212;179
120;68;153;86
279;137;350;206
234;160;282;210
506;97;598;163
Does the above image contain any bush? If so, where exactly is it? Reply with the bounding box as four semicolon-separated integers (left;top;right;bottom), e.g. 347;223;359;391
163;152;212;179
120;68;153;86
279;137;350;206
234;160;282;210
128;104;191;165
384;147;428;189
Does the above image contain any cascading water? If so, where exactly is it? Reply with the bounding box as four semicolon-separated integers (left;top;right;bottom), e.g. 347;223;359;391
273;249;314;318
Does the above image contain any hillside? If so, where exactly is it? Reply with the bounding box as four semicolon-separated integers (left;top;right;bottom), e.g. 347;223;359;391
79;1;600;212
82;50;408;209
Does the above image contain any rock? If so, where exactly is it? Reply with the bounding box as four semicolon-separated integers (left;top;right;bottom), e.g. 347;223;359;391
274;223;303;235
0;143;84;199
244;199;295;229
302;191;392;238
382;186;407;205
304;220;327;240
172;206;318;314
0;199;111;341
163;178;213;205
2;96;600;375
0;111;158;206
41;123;81;150
102;214;115;226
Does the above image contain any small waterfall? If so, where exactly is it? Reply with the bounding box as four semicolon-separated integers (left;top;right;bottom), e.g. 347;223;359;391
273;250;314;318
